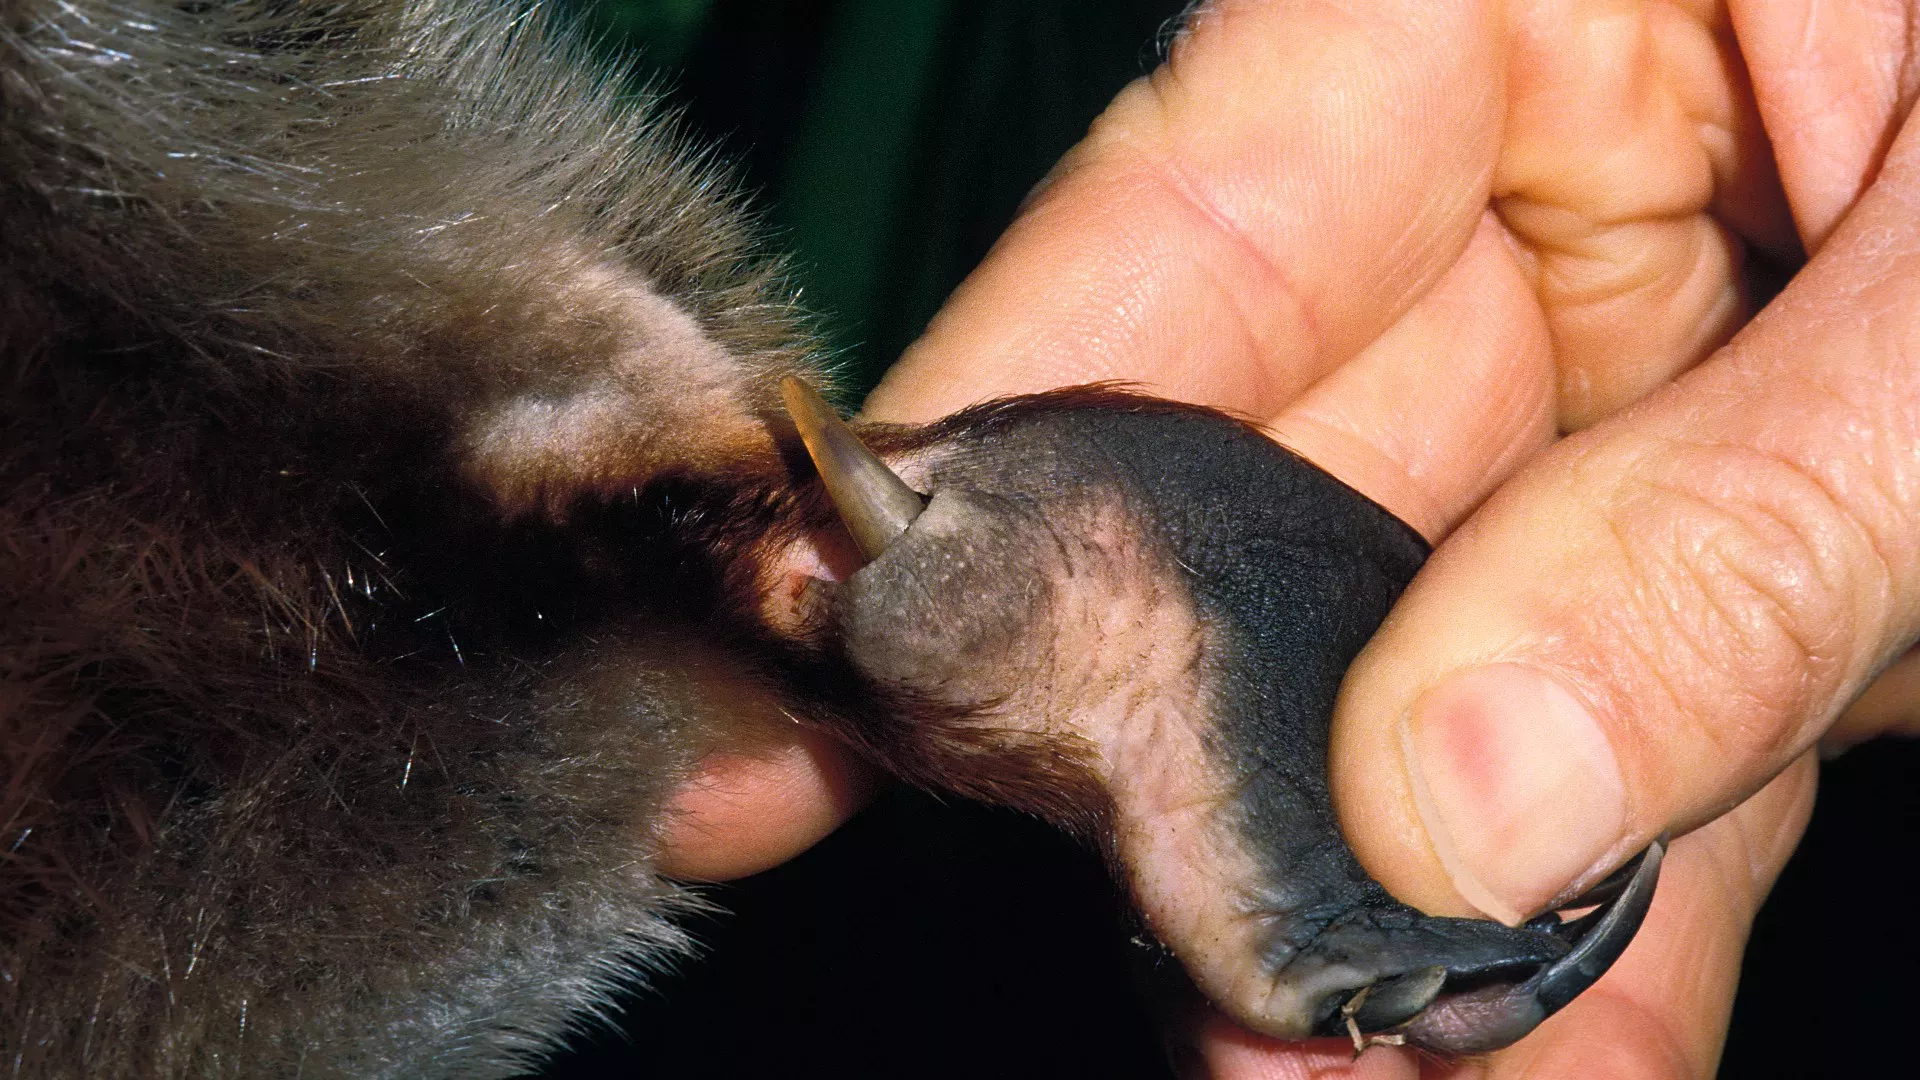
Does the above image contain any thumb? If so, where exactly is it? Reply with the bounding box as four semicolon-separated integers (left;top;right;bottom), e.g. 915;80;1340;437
1332;108;1920;925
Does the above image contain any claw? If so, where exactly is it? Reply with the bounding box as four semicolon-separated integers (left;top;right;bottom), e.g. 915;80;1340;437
1398;835;1667;1054
1527;834;1666;1015
1295;837;1666;1055
780;376;925;560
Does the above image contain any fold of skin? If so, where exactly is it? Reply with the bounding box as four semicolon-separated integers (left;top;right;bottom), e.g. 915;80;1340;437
772;386;1662;1053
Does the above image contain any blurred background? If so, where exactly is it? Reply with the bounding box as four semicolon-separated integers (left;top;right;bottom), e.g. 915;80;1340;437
531;3;1919;1075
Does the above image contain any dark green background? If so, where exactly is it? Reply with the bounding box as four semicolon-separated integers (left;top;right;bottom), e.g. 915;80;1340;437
531;4;1917;1076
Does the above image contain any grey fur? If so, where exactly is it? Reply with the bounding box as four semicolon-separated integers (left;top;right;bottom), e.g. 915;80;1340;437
0;1;821;1075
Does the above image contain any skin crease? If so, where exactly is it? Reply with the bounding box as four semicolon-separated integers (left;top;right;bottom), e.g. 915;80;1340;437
661;0;1920;1075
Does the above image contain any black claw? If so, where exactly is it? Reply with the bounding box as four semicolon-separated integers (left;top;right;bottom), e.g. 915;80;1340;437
1526;841;1659;942
1399;836;1668;1054
1274;839;1669;1052
1528;834;1666;1016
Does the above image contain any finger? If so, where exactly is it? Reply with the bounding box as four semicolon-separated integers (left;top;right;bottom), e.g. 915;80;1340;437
1188;754;1815;1080
1730;0;1920;252
1332;105;1920;926
1495;0;1792;429
862;0;1508;424
1827;645;1920;750
654;729;880;881
1265;212;1556;542
866;1;1793;444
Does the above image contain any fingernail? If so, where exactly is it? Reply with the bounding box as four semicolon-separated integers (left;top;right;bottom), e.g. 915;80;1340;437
1398;664;1626;925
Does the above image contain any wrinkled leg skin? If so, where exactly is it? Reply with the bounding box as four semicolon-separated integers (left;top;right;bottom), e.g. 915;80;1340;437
0;1;1658;1076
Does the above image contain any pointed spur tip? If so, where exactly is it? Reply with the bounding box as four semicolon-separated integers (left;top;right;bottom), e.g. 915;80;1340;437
778;376;926;561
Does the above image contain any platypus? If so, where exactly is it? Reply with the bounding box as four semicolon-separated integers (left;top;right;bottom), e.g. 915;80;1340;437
0;1;1658;1075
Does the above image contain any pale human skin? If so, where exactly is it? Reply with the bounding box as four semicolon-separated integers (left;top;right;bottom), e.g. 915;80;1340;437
661;1;1920;1075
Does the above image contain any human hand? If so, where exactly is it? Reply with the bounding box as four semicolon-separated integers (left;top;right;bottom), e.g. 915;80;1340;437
662;0;1920;1074
663;0;1784;872
1313;3;1920;1074
868;0;1918;1074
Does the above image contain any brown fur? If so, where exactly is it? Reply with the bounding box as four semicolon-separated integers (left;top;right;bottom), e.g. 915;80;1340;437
0;1;832;1075
0;2;1145;1073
